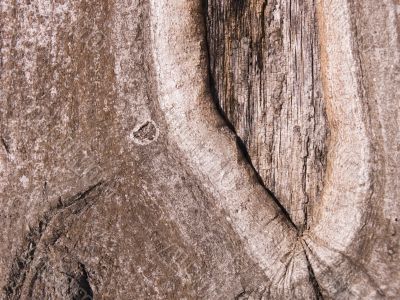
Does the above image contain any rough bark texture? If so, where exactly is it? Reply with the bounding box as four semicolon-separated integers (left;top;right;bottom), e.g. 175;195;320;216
206;0;328;230
0;0;399;299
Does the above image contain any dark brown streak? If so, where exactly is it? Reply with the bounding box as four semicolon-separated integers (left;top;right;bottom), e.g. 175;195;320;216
257;0;268;70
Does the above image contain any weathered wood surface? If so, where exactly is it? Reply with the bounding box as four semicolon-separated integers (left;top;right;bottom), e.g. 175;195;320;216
207;0;328;230
0;0;399;299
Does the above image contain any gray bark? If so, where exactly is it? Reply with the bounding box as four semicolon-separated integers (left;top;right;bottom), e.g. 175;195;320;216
0;0;399;299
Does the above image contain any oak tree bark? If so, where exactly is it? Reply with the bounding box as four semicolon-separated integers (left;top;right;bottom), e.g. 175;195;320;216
0;0;399;299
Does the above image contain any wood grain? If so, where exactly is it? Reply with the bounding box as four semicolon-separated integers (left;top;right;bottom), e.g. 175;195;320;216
206;0;329;230
0;0;399;298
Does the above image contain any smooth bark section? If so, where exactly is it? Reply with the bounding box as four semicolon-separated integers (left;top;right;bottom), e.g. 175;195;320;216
313;0;371;255
302;0;400;297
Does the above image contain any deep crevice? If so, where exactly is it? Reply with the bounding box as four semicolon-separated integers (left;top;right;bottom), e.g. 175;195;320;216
201;0;298;232
75;263;94;300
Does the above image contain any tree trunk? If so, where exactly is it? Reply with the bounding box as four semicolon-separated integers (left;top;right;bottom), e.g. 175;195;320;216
0;0;399;299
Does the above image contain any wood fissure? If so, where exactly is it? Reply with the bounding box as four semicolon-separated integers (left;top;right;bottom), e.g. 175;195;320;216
206;0;329;230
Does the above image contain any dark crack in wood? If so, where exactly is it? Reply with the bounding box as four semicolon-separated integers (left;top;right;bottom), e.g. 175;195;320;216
202;0;299;232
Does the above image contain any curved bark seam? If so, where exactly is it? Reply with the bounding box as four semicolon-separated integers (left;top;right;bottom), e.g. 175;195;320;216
149;0;300;282
201;0;298;232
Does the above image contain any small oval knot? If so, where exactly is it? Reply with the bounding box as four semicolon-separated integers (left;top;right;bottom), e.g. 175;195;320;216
130;120;159;145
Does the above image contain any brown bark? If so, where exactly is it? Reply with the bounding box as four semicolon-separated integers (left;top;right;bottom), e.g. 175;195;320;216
0;0;399;299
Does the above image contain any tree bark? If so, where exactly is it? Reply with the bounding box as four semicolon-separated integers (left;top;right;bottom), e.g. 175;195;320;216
0;0;399;299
